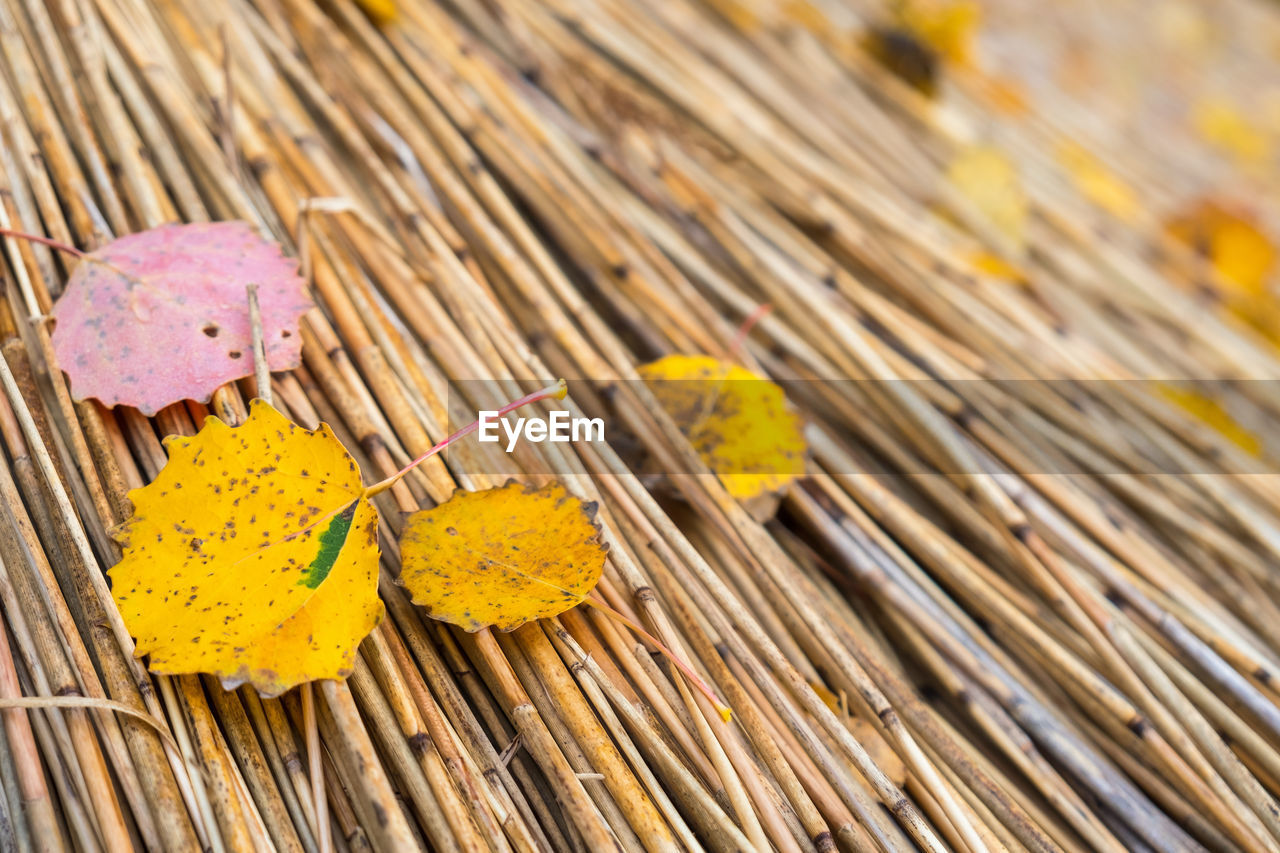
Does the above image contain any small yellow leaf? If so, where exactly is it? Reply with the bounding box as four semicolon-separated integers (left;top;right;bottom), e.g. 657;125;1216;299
1165;200;1277;297
946;145;1028;250
638;355;807;509
1193;98;1270;167
969;250;1027;285
1156;384;1262;457
897;0;980;64
1056;143;1138;222
354;0;396;25
399;481;607;632
110;400;383;696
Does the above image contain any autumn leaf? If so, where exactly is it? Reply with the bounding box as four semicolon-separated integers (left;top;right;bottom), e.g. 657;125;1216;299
109;399;382;696
1165;200;1276;298
945;145;1028;252
1056;142;1138;222
638;354;807;515
355;0;396;24
969;250;1027;285
51;222;311;416
1156;384;1262;457
1192;97;1269;168
896;0;980;64
399;481;607;632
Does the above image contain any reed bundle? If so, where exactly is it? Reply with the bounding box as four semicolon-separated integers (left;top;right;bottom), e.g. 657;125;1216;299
0;0;1277;851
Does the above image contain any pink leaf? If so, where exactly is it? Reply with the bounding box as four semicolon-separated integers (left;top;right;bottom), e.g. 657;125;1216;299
51;222;311;415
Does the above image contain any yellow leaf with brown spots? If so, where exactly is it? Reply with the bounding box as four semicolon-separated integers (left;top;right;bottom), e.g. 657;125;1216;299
399;481;607;632
109;399;383;696
639;355;807;515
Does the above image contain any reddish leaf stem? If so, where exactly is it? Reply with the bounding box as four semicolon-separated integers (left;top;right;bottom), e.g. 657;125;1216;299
730;302;772;360
363;379;567;497
0;227;86;258
581;596;732;721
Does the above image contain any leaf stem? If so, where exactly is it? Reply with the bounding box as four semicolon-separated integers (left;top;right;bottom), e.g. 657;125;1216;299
362;379;567;498
581;596;732;722
0;227;86;258
730;302;772;360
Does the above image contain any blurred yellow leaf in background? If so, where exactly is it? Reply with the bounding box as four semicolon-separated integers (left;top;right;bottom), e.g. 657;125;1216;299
1156;384;1262;457
898;0;981;64
355;0;396;25
969;250;1028;285
1057;142;1139;222
1166;200;1280;345
640;354;807;512
1166;200;1276;297
946;145;1028;251
1193;98;1270;167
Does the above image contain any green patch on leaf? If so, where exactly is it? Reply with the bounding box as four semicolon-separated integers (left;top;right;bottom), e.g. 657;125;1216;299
301;500;360;589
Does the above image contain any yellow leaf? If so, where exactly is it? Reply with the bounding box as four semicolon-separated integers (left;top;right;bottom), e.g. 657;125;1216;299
638;355;807;510
1193;98;1270;167
1165;200;1276;297
1056;142;1138;221
946;145;1028;250
399;481;607;632
969;250;1027;285
897;0;980;64
1156;384;1262;457
355;0;396;25
110;400;383;696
